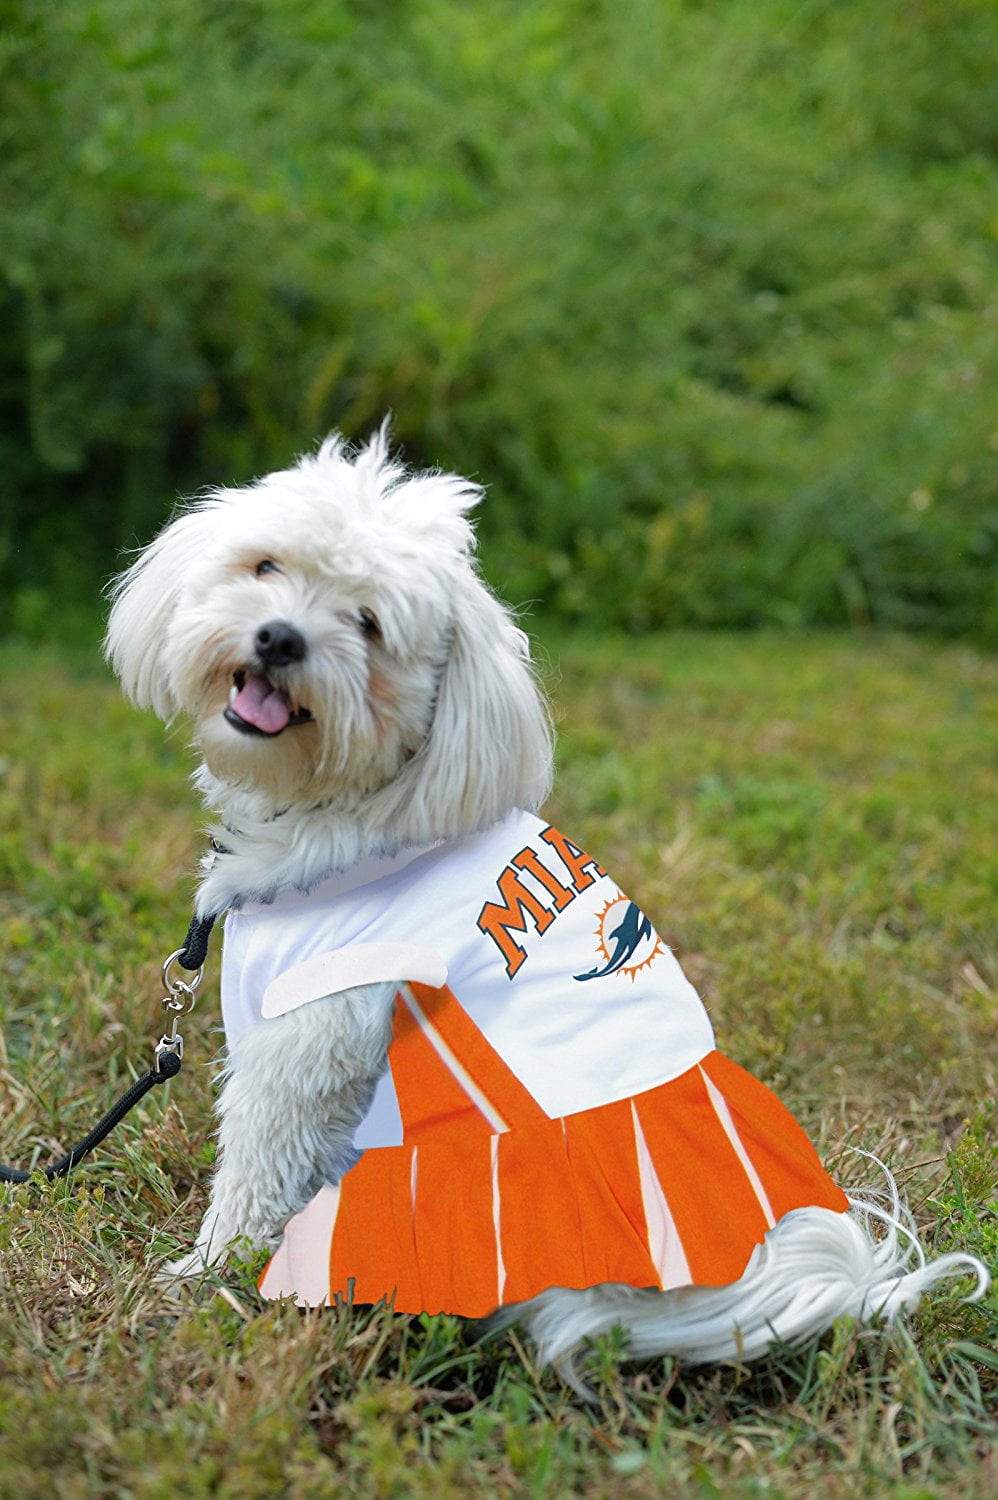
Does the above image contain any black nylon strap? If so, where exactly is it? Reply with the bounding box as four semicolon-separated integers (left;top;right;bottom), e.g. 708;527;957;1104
0;1052;181;1183
177;912;217;971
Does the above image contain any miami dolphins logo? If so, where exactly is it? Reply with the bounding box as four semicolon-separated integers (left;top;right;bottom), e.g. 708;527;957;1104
574;893;665;982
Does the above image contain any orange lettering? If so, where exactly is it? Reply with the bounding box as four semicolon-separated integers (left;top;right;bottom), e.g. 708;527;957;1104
477;867;554;978
511;847;575;910
539;826;607;893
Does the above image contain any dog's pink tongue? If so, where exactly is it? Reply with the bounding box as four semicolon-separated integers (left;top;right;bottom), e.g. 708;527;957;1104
232;674;292;733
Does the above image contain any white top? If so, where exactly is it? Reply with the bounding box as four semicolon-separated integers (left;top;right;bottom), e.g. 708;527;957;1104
220;811;715;1146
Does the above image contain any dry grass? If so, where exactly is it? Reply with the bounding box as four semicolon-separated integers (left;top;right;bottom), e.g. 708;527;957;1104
0;629;995;1497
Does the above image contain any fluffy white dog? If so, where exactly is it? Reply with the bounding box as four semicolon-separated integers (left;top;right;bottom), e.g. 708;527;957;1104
105;429;986;1372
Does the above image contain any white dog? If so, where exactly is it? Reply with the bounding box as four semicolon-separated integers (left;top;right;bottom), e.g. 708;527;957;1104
105;429;986;1372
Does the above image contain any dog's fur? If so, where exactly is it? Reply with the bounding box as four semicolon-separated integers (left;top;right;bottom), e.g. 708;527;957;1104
106;430;987;1371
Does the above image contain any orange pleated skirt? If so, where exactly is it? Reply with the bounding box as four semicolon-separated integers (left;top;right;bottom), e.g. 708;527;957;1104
259;982;848;1315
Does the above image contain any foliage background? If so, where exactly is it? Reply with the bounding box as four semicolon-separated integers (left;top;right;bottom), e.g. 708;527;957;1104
2;0;997;641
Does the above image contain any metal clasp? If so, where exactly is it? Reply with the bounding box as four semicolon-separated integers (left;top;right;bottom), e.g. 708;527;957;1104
154;949;203;1072
162;948;204;1001
154;1029;184;1067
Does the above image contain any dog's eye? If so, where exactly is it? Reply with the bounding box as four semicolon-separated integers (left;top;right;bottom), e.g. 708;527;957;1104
358;608;381;641
255;560;280;577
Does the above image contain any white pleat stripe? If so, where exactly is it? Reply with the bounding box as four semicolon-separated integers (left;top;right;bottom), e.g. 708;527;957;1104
698;1066;776;1229
630;1101;692;1289
398;983;509;1133
258;1182;341;1307
491;1134;507;1304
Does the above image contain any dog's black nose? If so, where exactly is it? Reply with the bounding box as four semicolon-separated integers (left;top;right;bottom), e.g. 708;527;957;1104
254;620;307;667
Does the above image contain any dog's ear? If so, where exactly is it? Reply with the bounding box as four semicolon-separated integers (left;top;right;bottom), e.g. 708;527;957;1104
104;507;215;720
385;571;553;838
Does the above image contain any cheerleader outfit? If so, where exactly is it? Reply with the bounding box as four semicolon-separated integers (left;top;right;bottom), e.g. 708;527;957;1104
220;811;847;1315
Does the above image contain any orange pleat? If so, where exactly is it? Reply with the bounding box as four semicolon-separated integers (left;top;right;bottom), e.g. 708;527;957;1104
389;992;494;1145
563;1100;661;1288
327;1147;424;1311
699;1052;849;1220
634;1064;773;1286
405;982;551;1133
410;1134;500;1315
495;1118;590;1303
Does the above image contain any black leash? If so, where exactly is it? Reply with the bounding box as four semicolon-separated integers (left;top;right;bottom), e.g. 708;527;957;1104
0;912;217;1184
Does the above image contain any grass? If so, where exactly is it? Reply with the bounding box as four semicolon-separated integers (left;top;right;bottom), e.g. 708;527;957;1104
0;627;995;1497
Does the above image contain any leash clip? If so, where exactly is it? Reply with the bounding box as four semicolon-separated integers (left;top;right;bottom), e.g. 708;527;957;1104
162;948;204;1002
154;1030;184;1069
154;948;203;1072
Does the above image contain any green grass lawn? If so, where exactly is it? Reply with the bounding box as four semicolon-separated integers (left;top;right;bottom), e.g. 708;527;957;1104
0;629;995;1497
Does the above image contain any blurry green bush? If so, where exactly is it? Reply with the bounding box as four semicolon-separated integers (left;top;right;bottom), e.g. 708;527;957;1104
2;0;996;639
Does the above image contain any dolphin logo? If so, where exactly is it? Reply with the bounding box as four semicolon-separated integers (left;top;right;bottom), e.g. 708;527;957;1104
575;900;656;982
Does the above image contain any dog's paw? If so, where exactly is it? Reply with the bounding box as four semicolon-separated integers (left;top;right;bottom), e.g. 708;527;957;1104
158;1248;218;1283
